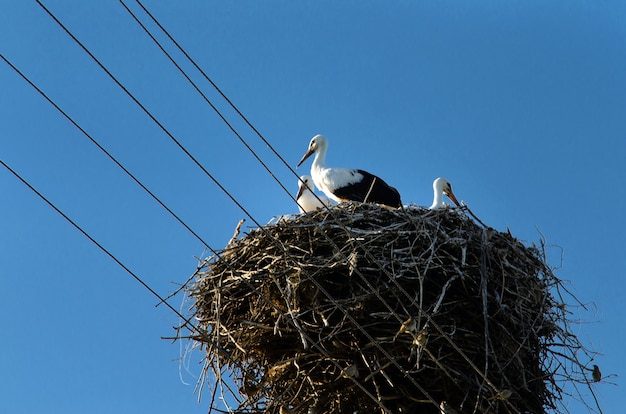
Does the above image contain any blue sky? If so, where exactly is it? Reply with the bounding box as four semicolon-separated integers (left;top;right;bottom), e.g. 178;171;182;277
1;1;624;413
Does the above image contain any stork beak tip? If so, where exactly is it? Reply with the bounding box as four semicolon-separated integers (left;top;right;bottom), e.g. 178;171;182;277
297;149;313;168
447;192;461;207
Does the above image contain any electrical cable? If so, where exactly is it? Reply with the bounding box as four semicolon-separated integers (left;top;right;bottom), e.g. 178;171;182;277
0;159;200;339
0;53;212;254
119;0;296;207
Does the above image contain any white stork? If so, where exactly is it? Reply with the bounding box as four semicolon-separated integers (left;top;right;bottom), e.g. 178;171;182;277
296;175;332;213
429;177;461;210
296;134;402;208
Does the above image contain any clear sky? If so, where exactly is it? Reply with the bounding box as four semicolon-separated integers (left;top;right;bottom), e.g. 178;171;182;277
1;1;624;413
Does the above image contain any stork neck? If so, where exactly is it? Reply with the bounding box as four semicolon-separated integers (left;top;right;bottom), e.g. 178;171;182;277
431;190;443;209
311;149;326;174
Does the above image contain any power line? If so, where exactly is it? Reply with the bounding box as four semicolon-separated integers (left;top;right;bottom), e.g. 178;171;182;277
1;155;257;385
119;0;297;207
0;159;200;338
0;53;214;255
133;0;301;182
34;0;278;241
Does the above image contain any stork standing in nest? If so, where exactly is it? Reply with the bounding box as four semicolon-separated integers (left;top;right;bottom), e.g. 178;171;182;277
297;134;402;208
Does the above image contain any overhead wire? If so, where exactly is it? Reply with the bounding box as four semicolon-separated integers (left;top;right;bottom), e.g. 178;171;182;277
0;159;201;339
0;156;272;410
33;0;275;248
118;0;297;207
133;0;288;171
129;0;347;218
0;53;212;254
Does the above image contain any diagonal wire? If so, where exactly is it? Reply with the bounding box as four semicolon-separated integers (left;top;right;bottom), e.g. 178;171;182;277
133;0;292;174
34;0;273;242
0;159;202;339
118;0;297;207
0;52;212;254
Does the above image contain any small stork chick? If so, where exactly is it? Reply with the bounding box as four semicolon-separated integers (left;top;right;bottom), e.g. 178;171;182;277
296;175;332;213
429;177;461;210
297;134;402;208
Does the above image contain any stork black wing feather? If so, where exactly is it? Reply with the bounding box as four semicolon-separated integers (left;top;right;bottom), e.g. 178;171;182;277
332;169;401;208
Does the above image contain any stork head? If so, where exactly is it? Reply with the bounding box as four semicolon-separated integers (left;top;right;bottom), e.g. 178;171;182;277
433;177;461;207
296;175;314;200
297;134;327;167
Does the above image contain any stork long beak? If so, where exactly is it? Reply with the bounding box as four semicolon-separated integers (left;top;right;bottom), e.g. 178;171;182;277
296;182;306;200
445;189;461;207
297;148;315;168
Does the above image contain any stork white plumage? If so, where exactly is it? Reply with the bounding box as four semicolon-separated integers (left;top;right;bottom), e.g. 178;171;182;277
429;177;461;210
296;175;332;213
296;135;402;208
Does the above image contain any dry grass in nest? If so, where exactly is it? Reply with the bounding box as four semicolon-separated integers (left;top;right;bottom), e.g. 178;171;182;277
183;203;600;414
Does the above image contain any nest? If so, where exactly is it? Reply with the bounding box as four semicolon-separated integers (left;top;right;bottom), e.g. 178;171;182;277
185;204;595;414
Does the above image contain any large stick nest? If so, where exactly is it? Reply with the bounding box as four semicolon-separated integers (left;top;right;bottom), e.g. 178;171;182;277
186;204;590;414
